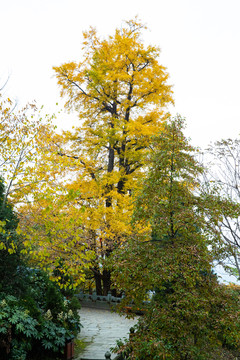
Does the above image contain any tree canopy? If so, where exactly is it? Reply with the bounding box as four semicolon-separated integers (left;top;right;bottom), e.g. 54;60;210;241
50;18;174;293
111;118;240;359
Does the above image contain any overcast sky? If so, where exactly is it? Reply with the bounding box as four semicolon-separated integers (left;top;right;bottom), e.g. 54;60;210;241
1;0;240;149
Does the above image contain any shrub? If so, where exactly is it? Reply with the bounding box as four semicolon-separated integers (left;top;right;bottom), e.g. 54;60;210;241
0;277;81;360
0;177;81;359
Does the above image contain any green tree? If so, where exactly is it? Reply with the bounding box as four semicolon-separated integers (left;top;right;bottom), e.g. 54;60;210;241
112;117;240;359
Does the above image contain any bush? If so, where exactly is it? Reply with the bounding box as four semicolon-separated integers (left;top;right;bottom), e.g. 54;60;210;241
0;177;81;359
0;273;81;360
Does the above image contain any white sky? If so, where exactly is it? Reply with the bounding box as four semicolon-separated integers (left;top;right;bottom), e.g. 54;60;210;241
1;0;240;148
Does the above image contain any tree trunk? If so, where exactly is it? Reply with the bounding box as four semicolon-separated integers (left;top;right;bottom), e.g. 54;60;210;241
102;269;111;296
94;267;103;296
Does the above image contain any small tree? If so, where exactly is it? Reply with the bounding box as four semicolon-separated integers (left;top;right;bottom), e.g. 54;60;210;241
204;138;240;279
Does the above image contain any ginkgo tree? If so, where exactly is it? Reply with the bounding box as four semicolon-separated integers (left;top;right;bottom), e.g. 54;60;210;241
52;17;174;294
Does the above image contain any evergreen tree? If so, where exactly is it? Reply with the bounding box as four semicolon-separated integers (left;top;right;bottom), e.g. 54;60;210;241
112;117;240;359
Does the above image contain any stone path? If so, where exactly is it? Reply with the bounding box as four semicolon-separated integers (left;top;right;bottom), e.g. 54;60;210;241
76;306;138;360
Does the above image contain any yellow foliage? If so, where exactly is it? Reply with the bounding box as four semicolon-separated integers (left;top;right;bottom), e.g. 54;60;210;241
6;19;174;290
0;94;55;207
52;19;174;288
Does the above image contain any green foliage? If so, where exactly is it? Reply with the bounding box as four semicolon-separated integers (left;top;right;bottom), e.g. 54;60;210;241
0;294;64;359
0;277;81;359
0;178;27;297
25;269;65;319
53;259;76;297
112;117;240;359
0;295;38;360
117;284;240;360
74;338;88;357
0;177;81;359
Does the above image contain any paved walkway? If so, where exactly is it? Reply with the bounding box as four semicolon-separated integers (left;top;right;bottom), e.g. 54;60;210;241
76;306;138;360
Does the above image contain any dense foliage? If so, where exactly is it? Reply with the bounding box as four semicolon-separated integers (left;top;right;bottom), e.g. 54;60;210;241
2;17;240;360
0;178;81;360
51;17;173;294
112;118;240;359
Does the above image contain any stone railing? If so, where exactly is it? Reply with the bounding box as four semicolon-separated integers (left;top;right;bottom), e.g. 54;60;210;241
76;291;124;304
76;291;149;314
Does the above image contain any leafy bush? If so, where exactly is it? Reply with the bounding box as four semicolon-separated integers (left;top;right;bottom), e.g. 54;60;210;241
0;277;81;360
0;178;81;359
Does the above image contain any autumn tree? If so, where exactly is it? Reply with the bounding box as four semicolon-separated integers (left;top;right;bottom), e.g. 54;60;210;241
52;18;173;294
111;117;240;359
11;123;96;287
0;94;54;205
0;92;91;287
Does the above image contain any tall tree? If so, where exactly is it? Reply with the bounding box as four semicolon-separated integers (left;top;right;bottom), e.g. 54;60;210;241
111;118;240;359
52;18;173;294
112;116;214;306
